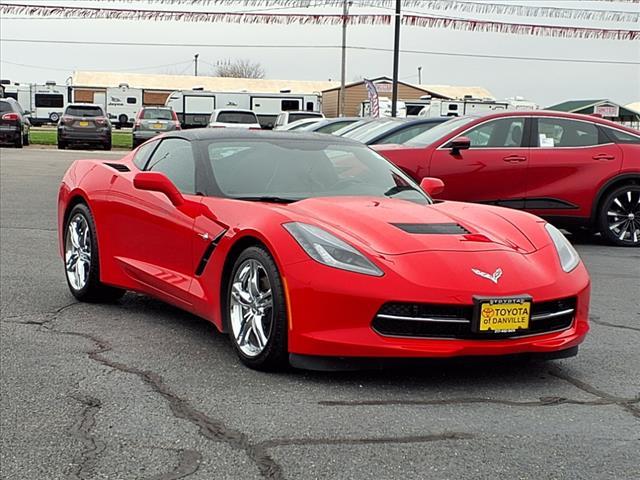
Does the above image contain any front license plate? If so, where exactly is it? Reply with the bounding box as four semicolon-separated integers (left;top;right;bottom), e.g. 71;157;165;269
79;121;89;127
152;123;163;129
474;296;531;333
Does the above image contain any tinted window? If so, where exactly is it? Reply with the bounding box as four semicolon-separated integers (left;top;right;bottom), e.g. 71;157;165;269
146;138;196;194
405;116;476;147
65;106;104;117
127;97;137;104
537;118;599;147
376;122;440;145
602;126;640;144
288;112;322;123
314;120;356;134
35;94;64;108
344;120;403;143
207;139;429;204
141;108;173;120
281;100;300;111
132;140;158;169
462;118;525;148
0;101;12;113
257;114;276;129
4;92;18;101
215;111;257;124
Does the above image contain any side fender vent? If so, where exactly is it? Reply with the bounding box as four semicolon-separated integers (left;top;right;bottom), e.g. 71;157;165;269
391;223;470;235
103;162;130;172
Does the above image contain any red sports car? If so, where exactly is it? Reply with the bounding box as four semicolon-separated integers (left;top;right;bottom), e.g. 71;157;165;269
372;111;640;247
58;130;590;370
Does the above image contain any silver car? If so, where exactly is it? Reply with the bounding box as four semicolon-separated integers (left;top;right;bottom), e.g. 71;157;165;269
132;107;181;148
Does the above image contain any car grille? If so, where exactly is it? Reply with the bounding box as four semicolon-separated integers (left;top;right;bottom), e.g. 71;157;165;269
372;297;576;339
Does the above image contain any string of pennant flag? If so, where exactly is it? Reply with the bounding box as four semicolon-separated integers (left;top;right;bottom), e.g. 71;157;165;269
1;2;638;41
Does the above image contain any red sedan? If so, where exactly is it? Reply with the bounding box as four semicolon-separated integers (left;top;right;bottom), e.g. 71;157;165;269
58;130;589;370
373;111;640;246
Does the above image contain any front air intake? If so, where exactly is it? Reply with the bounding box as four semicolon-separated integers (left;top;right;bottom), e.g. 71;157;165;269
391;223;470;235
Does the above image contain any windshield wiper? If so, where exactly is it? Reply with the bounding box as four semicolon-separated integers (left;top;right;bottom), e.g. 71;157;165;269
234;196;298;204
384;185;419;197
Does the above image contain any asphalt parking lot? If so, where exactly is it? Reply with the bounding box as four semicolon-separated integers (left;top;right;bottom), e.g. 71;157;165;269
1;147;639;480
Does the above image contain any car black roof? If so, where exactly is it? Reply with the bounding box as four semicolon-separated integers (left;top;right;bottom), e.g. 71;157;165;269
163;128;365;145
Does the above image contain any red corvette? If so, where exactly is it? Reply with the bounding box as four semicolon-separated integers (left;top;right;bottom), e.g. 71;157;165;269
373;111;640;246
58;130;590;370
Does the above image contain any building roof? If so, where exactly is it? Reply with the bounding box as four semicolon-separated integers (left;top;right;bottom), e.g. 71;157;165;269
546;99;607;112
418;85;494;100
626;102;640;114
71;71;339;94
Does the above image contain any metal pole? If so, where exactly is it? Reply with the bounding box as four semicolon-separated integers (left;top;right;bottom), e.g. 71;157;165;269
391;0;401;117
418;66;422;85
194;53;199;76
339;0;349;117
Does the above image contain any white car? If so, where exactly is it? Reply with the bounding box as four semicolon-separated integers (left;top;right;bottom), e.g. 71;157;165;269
273;111;325;129
208;109;262;129
274;117;322;131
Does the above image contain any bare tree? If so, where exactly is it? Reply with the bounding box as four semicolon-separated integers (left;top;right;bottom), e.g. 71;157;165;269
215;59;265;79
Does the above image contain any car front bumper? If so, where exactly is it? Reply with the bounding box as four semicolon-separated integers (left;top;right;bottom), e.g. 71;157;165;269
283;248;590;360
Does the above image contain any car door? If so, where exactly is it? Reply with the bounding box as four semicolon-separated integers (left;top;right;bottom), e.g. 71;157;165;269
107;137;203;306
526;117;623;219
428;116;530;206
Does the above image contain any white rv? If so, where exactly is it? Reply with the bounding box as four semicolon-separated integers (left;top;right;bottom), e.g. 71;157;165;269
418;97;510;118
30;82;69;125
165;88;321;129
2;83;32;113
102;84;143;128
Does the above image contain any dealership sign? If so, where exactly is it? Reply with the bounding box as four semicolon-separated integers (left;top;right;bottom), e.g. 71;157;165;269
595;104;619;118
374;82;393;93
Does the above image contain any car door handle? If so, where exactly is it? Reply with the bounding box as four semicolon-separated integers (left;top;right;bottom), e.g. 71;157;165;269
503;155;527;163
592;154;615;160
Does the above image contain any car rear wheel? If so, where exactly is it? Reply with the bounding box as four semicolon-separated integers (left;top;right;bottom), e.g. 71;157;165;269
14;133;23;149
226;246;288;370
23;132;29;146
103;140;112;151
598;185;640;247
58;140;67;150
64;203;125;302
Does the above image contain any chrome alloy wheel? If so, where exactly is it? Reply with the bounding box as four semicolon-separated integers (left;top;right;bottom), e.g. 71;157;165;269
607;189;640;244
65;213;92;290
229;259;274;357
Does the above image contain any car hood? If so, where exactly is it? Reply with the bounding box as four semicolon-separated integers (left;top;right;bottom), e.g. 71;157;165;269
284;197;547;255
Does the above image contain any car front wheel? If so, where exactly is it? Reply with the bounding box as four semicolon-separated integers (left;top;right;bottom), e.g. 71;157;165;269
226;246;288;370
64;203;125;302
598;185;640;247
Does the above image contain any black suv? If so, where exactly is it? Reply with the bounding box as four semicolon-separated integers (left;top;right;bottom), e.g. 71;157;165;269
58;104;112;150
0;98;30;148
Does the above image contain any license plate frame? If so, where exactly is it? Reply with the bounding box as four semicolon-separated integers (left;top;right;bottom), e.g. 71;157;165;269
472;295;532;334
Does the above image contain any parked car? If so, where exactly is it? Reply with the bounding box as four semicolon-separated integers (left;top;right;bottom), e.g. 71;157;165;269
331;117;376;136
0;98;30;148
300;117;361;134
273;111;324;129
274;117;323;131
372;111;640;246
57;104;112;150
364;117;450;145
58;129;589;370
208;109;262;129
132;106;180;148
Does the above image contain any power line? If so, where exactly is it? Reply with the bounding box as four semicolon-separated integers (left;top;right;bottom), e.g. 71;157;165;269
0;58;195;72
1;37;638;65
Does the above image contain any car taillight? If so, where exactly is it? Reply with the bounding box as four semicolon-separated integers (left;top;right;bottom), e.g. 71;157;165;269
174;121;181;130
2;113;19;121
95;118;107;125
61;115;73;125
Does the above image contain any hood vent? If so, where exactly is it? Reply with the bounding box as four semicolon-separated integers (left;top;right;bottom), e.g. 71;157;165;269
391;223;470;235
104;162;130;172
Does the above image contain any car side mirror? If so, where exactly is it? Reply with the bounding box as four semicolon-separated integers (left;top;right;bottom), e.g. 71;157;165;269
133;172;184;206
449;136;471;155
420;177;445;196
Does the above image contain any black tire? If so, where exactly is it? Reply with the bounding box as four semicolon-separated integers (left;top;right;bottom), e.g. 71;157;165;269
14;133;23;149
118;114;128;127
597;184;640;247
225;246;288;370
57;140;67;150
103;140;112;151
63;203;125;302
23;132;30;146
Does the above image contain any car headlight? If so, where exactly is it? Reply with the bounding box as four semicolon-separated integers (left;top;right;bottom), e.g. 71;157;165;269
283;222;383;277
545;223;580;272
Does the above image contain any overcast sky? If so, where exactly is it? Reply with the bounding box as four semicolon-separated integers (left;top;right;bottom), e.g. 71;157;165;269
0;0;638;106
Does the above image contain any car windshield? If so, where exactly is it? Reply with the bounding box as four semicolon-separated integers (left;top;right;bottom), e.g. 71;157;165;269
404;116;477;147
332;119;375;136
65;106;103;117
142;108;173;120
288;112;323;122
216;111;258;124
343;119;405;143
206;138;430;204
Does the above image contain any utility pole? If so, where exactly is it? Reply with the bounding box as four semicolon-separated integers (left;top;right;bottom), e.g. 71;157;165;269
417;66;422;85
194;53;199;76
339;0;349;117
391;0;401;117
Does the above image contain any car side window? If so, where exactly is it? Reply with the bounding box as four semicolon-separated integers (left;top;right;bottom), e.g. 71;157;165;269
132;140;158;170
602;127;640;145
461;118;525;148
377;123;437;145
537;118;599;148
145;138;196;194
